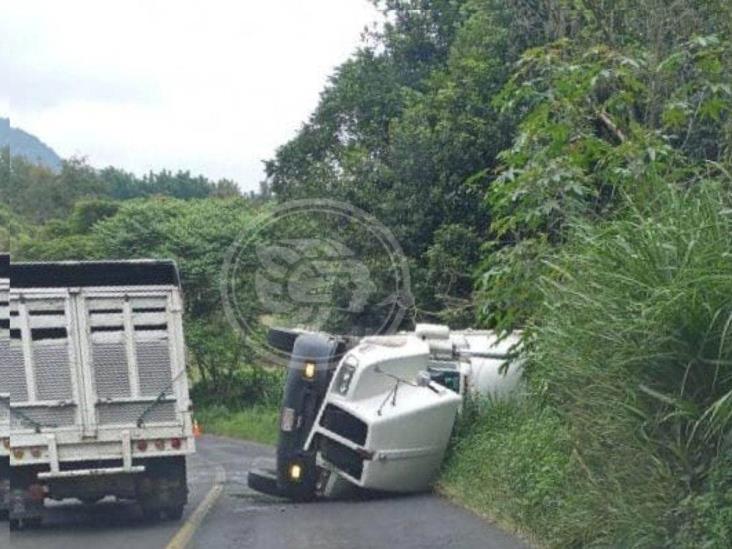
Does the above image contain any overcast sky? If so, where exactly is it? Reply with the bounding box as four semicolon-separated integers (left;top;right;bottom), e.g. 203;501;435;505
1;1;381;192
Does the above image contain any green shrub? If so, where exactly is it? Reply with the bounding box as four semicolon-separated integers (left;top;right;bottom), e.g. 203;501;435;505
526;183;732;545
192;405;280;446
673;452;732;548
446;183;732;547
191;365;284;410
441;398;582;546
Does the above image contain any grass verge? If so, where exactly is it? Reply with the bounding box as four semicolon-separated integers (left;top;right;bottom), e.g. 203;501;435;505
441;186;732;548
195;405;280;446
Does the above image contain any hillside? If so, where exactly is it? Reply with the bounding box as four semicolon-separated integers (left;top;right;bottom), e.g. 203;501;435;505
0;117;62;171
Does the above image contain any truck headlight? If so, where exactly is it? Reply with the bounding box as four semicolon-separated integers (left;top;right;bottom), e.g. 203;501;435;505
289;463;303;481
303;361;316;380
335;364;356;395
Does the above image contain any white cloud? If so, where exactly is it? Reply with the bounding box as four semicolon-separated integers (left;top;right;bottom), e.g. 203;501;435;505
1;0;381;191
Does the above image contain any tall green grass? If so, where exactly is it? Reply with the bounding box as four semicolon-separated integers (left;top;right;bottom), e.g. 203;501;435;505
192;365;284;446
195;405;280;446
444;183;732;547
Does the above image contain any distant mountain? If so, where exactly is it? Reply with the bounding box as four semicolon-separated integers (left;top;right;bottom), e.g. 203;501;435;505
0;117;62;171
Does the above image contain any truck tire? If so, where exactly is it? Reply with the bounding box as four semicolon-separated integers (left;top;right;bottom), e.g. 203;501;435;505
9;466;44;528
136;456;188;522
267;328;301;354
163;505;184;521
140;504;162;522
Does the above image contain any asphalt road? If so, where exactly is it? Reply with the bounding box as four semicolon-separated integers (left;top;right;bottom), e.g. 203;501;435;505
6;435;527;549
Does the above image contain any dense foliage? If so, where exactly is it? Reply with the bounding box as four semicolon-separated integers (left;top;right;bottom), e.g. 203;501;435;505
0;150;239;224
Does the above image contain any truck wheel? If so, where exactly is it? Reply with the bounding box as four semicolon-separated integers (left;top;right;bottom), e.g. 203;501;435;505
136;456;188;522
267;328;301;354
163;505;184;521
9;466;44;528
140;504;161;522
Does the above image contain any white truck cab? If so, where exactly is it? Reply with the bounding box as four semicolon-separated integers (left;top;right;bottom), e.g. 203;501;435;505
307;334;462;493
248;324;522;500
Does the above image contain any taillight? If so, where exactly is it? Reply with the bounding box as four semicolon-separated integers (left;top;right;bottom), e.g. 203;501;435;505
29;484;45;501
136;440;148;452
13;449;24;460
154;439;165;451
170;438;182;450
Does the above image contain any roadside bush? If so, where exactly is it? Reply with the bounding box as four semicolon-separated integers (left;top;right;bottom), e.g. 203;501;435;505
445;182;732;547
526;183;732;545
673;451;732;547
194;405;280;446
440;398;579;546
191;365;284;410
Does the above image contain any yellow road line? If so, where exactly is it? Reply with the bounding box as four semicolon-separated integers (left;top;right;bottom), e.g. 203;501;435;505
166;466;227;549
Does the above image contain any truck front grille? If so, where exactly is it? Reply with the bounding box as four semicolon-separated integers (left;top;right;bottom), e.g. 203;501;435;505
319;404;368;446
320;437;364;480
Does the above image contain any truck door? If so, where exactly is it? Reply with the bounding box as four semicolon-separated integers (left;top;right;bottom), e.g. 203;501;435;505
8;292;82;435
78;291;180;431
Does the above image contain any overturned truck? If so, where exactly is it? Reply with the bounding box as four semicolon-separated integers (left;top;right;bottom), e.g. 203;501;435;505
4;260;195;529
248;324;522;500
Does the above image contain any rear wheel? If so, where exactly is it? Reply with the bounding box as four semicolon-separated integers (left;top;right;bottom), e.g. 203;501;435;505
9;466;44;528
163;505;184;521
267;328;301;354
140;504;161;522
136;457;188;522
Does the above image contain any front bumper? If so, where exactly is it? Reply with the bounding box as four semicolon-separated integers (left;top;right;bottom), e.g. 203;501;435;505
11;428;195;475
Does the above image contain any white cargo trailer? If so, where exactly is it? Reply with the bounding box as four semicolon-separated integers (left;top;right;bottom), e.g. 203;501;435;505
6;260;195;529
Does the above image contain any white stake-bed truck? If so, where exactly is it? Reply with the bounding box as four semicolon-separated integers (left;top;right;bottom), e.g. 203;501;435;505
248;324;522;500
0;254;9;519
6;260;195;529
